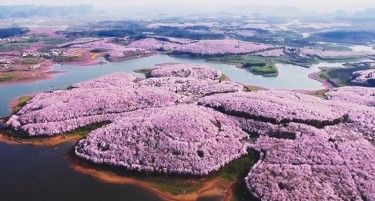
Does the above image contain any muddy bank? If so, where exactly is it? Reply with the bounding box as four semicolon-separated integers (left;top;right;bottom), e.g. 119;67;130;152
68;152;237;201
308;71;335;89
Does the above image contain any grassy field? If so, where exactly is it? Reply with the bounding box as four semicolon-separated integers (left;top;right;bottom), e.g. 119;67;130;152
0;72;15;82
317;66;369;87
133;68;153;77
218;74;230;81
244;85;263;92
210;55;279;76
311;89;330;99
65;122;111;137
215;151;258;181
248;64;278;75
53;55;79;62
26;36;68;45
148;152;259;196
21;57;40;65
15;96;32;109
0;43;31;51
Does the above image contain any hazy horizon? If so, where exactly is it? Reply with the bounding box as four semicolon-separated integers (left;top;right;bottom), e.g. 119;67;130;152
0;0;375;14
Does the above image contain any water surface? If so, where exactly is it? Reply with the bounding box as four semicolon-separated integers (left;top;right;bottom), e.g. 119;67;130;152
0;54;327;117
0;54;352;201
0;141;162;201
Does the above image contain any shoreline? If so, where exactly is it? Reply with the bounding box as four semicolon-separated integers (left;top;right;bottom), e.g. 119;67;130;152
0;70;65;87
0;53;153;87
307;71;335;89
68;153;235;201
8;94;35;113
0;130;82;146
0;123;238;201
0;60;56;86
234;63;279;77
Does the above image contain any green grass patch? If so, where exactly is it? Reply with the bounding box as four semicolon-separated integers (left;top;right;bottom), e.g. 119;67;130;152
22;57;40;64
318;56;366;62
9;95;32;114
25;36;68;45
229;150;260;201
72;150;258;197
149;153;258;195
317;66;369;87
218;74;230;81
53;55;79;62
149;178;202;195
243;59;278;75
66;122;111;137
317;71;330;80
244;85;262;92
134;68;154;77
16;96;32;108
217;152;258;181
248;65;278;75
0;72;15;82
209;55;279;76
311;89;330;99
0;43;31;51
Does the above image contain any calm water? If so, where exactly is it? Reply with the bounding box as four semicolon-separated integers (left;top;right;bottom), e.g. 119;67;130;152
0;54;345;201
0;54;327;117
0;141;162;201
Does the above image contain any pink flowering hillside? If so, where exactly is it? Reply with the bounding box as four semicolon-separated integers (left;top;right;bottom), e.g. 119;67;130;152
75;105;249;175
198;90;349;128
70;40;152;61
198;88;375;200
138;77;243;97
351;69;375;86
128;38;275;55
6;87;182;136
326;86;375;107
149;63;222;80
246;123;375;201
5;63;375;199
72;73;138;89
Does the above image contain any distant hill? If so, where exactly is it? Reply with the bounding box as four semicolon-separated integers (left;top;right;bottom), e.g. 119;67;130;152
0;28;29;38
354;8;375;18
309;30;375;44
0;5;94;19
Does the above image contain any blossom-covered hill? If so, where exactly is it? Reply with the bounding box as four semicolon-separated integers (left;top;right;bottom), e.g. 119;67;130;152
5;63;375;200
128;38;276;55
76;105;249;175
351;69;375;87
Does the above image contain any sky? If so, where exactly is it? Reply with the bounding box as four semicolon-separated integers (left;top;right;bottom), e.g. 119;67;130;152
0;0;374;13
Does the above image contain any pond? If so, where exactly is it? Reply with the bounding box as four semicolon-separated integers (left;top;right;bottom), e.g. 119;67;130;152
0;54;329;117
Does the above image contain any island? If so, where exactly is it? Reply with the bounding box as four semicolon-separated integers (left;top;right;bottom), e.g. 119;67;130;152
1;63;374;201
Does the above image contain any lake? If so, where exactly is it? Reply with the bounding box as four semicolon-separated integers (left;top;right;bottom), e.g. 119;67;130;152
0;141;162;201
0;54;350;201
0;54;329;117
